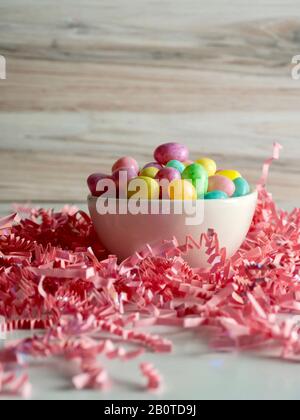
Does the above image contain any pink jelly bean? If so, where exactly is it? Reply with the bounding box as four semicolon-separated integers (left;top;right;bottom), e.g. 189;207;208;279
154;143;189;165
155;167;181;182
112;157;139;174
208;175;236;197
112;166;137;182
87;173;113;197
112;167;137;197
143;162;163;170
155;167;181;199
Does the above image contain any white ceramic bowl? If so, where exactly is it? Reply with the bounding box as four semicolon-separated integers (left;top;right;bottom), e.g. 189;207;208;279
88;191;258;268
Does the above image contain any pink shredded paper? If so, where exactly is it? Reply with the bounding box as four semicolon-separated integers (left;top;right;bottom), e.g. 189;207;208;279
0;144;299;398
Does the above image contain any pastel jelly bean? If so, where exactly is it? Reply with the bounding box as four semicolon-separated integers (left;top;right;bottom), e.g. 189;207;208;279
112;157;139;174
154;167;181;199
143;162;163;171
128;176;160;200
112;166;137;181
154;143;189;165
168;179;197;201
196;157;217;177
139;167;160;179
216;169;241;181
204;191;228;200
155;167;181;183
166;160;186;173
232;177;250;197
87;173;113;197
208;175;235;197
182;163;208;198
112;167;137;197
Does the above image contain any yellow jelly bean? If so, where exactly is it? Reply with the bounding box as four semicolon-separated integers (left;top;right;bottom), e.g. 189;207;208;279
216;169;241;181
139;167;160;179
128;176;160;200
168;179;197;201
196;157;217;177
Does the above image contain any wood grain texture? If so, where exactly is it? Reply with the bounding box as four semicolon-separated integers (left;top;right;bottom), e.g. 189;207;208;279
0;0;299;207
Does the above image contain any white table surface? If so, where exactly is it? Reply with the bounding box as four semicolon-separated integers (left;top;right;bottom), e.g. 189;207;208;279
1;325;300;401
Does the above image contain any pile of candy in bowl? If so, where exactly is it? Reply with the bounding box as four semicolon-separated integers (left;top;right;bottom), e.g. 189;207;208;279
87;142;251;200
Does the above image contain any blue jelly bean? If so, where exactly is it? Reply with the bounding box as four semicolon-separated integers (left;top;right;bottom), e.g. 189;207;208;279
204;191;228;200
232;177;250;197
166;160;186;174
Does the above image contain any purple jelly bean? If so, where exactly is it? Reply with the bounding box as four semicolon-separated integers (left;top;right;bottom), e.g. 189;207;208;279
143;162;163;171
87;173;113;197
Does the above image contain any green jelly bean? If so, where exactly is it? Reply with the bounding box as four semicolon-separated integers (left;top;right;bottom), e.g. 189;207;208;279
182;163;208;198
204;191;228;200
166;160;186;174
232;177;250;197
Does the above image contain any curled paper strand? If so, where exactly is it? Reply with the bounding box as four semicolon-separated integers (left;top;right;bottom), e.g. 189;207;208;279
140;362;163;391
258;142;283;188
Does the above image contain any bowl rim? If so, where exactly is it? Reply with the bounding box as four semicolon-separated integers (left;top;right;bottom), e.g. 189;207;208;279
88;189;258;204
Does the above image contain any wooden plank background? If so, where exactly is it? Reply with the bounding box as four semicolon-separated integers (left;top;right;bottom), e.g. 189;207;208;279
0;0;299;212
